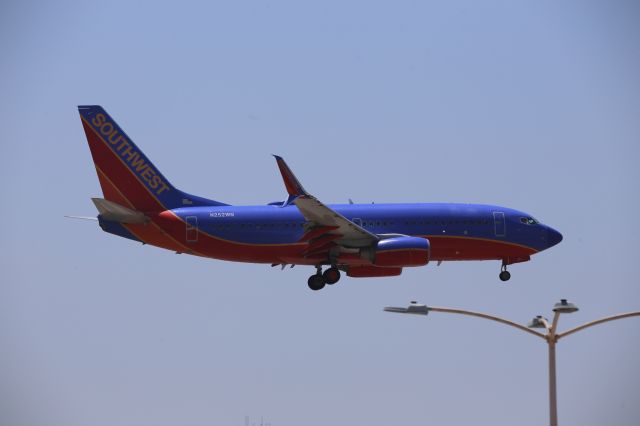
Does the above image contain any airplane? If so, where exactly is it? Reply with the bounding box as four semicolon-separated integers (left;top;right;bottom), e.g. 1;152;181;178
75;105;563;291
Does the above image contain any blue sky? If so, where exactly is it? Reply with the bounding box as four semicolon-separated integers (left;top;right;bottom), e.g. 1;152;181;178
1;1;639;425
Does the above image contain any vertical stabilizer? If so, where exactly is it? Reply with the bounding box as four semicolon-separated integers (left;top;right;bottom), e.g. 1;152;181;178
78;105;227;211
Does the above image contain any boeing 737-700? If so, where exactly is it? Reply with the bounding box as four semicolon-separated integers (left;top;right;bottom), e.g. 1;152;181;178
75;106;563;290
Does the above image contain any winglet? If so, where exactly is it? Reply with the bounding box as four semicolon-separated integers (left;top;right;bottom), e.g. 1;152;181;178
273;155;309;197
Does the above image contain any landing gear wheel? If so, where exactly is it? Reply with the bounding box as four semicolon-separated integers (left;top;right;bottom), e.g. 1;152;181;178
307;274;326;291
499;270;511;282
323;268;341;285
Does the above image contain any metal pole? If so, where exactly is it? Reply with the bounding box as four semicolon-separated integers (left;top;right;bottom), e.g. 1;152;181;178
557;312;640;340
548;338;558;426
426;307;547;339
547;311;560;426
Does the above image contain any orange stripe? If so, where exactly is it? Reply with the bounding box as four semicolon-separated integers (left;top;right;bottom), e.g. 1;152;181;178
84;115;310;249
96;166;198;254
84;114;538;258
420;234;538;253
82;116;166;211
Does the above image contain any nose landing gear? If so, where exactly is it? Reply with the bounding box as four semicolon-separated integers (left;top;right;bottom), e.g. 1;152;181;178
307;266;341;290
499;263;511;282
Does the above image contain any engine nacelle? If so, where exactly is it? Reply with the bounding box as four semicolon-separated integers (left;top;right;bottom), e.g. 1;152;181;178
361;236;430;267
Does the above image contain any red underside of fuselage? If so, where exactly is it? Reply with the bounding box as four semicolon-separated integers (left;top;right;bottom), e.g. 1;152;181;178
124;213;536;267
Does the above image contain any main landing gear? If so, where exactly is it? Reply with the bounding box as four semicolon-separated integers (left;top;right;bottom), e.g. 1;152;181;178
499;263;511;282
307;266;341;291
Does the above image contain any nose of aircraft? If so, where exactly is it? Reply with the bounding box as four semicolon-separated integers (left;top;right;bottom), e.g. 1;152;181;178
546;226;563;248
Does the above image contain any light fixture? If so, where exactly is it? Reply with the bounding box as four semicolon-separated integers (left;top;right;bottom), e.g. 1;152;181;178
384;301;429;315
552;299;579;314
528;315;549;329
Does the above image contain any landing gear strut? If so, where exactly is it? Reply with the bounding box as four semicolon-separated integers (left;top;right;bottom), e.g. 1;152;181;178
499;263;511;282
307;266;342;290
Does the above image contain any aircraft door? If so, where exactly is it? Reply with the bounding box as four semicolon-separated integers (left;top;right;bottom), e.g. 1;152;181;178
493;211;506;237
186;216;198;242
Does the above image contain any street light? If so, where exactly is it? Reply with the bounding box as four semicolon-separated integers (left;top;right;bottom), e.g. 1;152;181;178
384;300;640;426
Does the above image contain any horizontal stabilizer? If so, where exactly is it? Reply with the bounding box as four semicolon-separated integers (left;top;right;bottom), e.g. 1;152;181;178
64;215;98;221
92;198;148;224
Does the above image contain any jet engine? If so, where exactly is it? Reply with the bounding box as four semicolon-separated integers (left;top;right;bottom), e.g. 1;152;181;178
361;236;430;267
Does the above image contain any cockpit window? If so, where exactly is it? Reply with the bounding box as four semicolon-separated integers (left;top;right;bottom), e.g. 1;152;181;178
520;217;539;225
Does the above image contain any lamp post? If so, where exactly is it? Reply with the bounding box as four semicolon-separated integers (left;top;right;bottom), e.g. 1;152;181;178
384;300;640;426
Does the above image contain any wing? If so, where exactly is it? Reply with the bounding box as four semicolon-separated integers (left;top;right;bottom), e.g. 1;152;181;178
273;156;378;259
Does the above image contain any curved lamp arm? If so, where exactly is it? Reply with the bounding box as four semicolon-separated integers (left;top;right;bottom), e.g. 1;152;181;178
427;307;547;340
557;312;640;340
